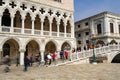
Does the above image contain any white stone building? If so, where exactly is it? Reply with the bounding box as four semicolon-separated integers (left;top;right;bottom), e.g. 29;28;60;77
75;11;120;50
0;0;76;65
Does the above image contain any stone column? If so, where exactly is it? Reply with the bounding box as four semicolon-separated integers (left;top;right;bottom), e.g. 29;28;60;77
41;21;44;36
0;15;2;32
20;50;25;65
49;21;52;36
64;23;67;37
40;50;44;62
57;23;60;37
10;16;14;33
90;19;95;36
104;15;109;36
115;19;119;36
22;17;25;34
32;19;35;35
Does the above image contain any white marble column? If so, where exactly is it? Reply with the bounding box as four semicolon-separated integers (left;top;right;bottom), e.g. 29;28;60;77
90;19;95;36
20;50;25;65
10;16;14;33
22;18;25;34
115;19;119;36
104;16;109;36
32;19;35;35
49;21;52;36
40;50;44;62
41;21;44;36
0;15;2;32
64;23;67;37
57;23;60;37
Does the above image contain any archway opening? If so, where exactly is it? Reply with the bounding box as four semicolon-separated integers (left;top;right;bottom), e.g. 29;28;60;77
14;11;22;28
52;18;57;32
96;40;105;47
25;13;32;29
34;15;41;30
111;53;120;63
43;16;49;31
59;19;64;32
45;41;56;54
25;40;40;56
110;40;118;44
2;9;11;26
66;21;71;33
61;42;71;51
2;39;19;63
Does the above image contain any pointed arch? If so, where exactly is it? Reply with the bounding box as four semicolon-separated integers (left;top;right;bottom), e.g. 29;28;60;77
14;11;22;28
34;14;41;30
2;9;11;26
24;13;32;29
66;20;71;33
43;16;49;31
59;19;64;32
52;17;57;32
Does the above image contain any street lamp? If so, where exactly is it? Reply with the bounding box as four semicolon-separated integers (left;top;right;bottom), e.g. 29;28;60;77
90;34;97;64
91;40;97;64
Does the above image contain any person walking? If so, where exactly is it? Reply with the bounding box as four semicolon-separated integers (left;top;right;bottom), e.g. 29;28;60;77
3;55;11;72
47;53;52;65
24;55;30;72
65;50;69;59
52;52;57;61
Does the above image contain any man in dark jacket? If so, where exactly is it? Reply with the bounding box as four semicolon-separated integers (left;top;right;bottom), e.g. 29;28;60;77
24;55;30;72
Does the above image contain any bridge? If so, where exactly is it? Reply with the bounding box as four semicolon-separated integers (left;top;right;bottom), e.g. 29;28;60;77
57;44;120;66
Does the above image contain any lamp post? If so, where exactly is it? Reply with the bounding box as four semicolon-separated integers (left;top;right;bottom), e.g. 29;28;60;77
92;40;97;64
90;34;97;64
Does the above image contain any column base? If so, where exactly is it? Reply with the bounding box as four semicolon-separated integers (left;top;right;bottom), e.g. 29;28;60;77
92;62;97;64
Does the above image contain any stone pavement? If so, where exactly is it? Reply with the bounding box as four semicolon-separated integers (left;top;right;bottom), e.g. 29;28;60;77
0;63;120;80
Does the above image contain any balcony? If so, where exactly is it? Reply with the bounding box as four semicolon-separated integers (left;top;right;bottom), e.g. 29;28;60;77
1;26;71;38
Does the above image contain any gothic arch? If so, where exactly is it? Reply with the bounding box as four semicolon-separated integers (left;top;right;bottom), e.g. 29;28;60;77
61;41;72;51
34;14;41;30
52;17;57;32
43;16;50;31
2;9;11;26
0;37;22;51
66;20;71;33
24;13;32;29
14;11;22;28
24;38;41;50
45;40;57;53
111;53;120;63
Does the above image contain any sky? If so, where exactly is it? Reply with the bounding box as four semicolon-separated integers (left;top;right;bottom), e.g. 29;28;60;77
74;0;120;22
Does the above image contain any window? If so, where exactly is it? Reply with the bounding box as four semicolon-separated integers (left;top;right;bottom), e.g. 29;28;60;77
119;25;120;34
78;41;81;44
110;23;114;33
54;0;62;2
97;24;102;34
78;34;81;37
78;25;80;28
85;22;88;26
85;32;89;36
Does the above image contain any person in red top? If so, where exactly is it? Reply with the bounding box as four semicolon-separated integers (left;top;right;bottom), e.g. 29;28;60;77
65;51;69;59
52;52;57;61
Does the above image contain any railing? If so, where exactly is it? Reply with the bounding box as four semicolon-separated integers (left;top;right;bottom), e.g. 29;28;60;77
24;28;32;34
66;33;71;37
52;31;57;37
14;27;22;33
43;31;49;36
71;45;120;61
1;26;71;38
34;30;41;35
2;26;11;32
59;32;64;37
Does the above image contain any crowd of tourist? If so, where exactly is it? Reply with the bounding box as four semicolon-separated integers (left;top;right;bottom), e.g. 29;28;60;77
2;50;69;72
